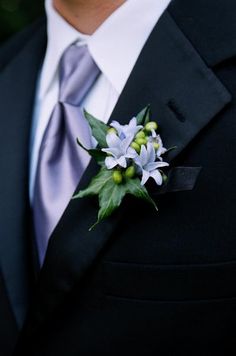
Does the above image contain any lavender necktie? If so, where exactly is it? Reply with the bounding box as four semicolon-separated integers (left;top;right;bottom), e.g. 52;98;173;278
33;44;100;265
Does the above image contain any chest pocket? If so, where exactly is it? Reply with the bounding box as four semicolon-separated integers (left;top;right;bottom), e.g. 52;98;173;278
102;260;236;302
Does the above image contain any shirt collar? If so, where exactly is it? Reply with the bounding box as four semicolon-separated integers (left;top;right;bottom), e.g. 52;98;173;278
88;0;171;94
40;0;171;99
39;0;87;98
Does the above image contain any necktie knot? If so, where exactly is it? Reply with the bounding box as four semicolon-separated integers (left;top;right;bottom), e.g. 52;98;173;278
59;44;100;105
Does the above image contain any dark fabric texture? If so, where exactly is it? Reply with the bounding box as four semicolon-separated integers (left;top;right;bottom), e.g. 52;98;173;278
0;271;18;356
0;1;235;355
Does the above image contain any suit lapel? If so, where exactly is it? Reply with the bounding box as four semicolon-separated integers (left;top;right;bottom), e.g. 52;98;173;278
0;22;46;327
25;10;231;330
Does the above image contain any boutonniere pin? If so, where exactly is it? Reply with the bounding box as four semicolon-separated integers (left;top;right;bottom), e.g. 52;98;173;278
73;106;173;230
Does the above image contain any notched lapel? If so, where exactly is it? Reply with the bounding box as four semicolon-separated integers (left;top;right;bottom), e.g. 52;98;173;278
26;11;232;331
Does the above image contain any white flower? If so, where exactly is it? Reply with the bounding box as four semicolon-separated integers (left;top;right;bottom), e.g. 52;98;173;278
134;143;169;186
148;129;167;160
102;133;137;169
110;117;143;140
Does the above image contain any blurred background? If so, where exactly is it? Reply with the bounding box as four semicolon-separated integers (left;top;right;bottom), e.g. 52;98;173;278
0;0;44;43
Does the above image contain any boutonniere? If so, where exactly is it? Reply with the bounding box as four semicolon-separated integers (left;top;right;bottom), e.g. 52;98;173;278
73;105;173;230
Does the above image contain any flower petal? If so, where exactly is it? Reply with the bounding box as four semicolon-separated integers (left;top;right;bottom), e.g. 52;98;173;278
120;135;134;153
145;162;162;171
139;145;148;166
102;147;120;158
156;135;167;157
134;155;142;169
150;169;163;185
106;132;121;148
128;117;143;132
110;121;122;136
129;117;137;128
141;169;150;186
126;147;138;159
105;157;118;170
151;129;157;138
110;117;143;140
117;156;127;168
155;161;169;168
156;146;167;157
146;142;156;163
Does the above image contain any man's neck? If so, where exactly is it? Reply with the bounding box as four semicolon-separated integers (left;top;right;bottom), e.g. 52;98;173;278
53;0;126;35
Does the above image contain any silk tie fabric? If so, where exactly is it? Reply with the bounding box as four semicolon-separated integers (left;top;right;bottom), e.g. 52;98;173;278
33;44;100;265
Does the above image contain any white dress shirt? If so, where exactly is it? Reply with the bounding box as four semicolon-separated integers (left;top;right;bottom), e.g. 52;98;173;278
29;0;171;201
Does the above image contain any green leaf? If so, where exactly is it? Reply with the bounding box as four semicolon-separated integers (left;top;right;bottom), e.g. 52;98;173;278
84;110;109;148
76;138;106;165
136;104;151;125
125;178;158;211
90;176;158;230
90;178;127;230
72;168;113;199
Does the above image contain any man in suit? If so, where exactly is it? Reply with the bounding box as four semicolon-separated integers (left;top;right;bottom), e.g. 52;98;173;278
0;0;235;355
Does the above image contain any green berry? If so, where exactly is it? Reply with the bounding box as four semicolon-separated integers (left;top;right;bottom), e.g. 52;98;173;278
135;131;146;139
152;142;160;150
131;142;141;153
107;127;117;135
145;121;158;132
135;137;147;146
125;166;136;179
112;170;123;184
162;174;168;184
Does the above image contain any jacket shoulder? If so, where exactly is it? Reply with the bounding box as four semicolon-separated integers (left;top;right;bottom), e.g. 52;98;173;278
0;17;46;71
169;0;236;66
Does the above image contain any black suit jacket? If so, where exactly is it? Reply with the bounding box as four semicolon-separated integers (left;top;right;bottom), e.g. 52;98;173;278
0;1;236;355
